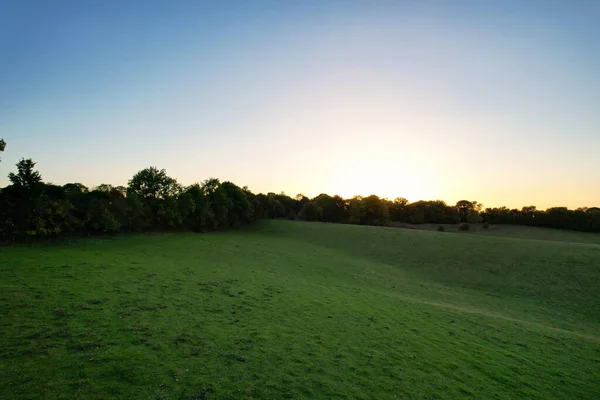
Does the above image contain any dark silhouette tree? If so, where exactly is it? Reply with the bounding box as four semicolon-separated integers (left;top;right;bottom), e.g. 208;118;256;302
8;158;42;188
455;200;473;223
295;193;310;214
389;197;408;222
63;183;89;195
455;200;482;223
312;194;336;222
0;139;5;162
1;152;600;241
299;201;319;221
361;195;390;226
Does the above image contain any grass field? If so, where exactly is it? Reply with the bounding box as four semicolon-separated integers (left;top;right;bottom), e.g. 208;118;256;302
393;222;600;244
1;221;599;399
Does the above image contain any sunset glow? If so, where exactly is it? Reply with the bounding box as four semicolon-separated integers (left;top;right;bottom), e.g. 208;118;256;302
2;1;599;209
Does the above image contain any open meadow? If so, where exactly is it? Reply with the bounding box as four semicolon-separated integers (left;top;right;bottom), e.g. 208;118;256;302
1;221;599;399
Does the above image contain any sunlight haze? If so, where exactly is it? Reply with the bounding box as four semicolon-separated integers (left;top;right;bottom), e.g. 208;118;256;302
2;0;599;209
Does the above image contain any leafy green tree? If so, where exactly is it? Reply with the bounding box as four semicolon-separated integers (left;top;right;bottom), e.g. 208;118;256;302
81;186;128;233
127;167;181;227
347;196;365;225
242;189;263;220
361;195;390;226
261;193;286;219
274;193;296;218
311;194;348;223
128;167;181;200
203;178;232;229
124;193;151;231
184;184;211;231
313;194;335;222
156;196;184;229
298;201;319;221
221;181;254;228
61;183;89;232
405;200;458;224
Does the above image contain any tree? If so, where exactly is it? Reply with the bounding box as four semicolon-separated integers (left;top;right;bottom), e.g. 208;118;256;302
124;193;152;231
455;200;473;223
406;200;459;224
405;202;425;224
0;139;5;162
0;159;267;240
298;201;319;221
127;167;181;228
331;195;348;223
389;197;408;222
313;194;335;222
95;184;115;193
184;183;211;231
589;208;600;232
63;183;89;195
347;196;365;225
520;205;537;225
2;160;51;238
273;193;296;218
455;200;482;223
127;167;181;200
362;195;390;226
8;159;42;188
80;185;129;233
262;193;286;219
295;193;310;214
202;178;232;229
467;201;483;223
221;181;254;228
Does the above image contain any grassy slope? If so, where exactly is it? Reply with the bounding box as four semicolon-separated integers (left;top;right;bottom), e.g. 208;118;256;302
1;221;599;399
393;222;600;244
474;224;600;244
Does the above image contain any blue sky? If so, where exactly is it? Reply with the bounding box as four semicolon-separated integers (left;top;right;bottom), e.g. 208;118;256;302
1;0;599;208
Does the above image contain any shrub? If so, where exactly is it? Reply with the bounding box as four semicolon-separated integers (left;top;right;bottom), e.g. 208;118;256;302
458;223;470;231
482;222;489;229
437;226;445;232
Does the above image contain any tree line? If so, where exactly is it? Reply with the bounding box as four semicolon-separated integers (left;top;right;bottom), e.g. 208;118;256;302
264;193;600;232
0;153;599;242
0;158;262;241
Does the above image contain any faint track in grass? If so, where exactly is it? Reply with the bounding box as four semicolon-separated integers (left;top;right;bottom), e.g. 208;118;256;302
376;288;600;343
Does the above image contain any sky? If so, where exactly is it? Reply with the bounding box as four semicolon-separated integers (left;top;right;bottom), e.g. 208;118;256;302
1;0;599;209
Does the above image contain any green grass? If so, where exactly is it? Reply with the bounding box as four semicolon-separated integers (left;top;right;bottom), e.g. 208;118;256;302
1;221;599;399
394;222;600;244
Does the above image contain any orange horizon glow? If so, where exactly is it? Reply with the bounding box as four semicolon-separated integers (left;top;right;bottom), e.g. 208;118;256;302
2;2;599;210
